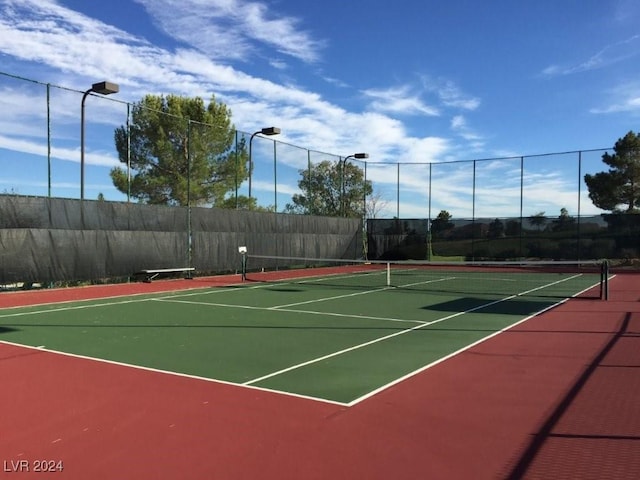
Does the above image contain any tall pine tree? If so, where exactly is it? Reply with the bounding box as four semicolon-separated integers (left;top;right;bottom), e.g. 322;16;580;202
111;94;246;206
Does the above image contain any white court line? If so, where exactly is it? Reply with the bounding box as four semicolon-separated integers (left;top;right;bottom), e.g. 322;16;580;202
0;339;348;407
1;272;599;406
153;298;426;325
154;275;589;389
152;271;457;323
269;276;453;310
241;291;526;386
0;297;156;318
269;286;391;309
349;274;602;406
0;281;251;313
0;282;270;318
242;274;587;386
347;299;567;406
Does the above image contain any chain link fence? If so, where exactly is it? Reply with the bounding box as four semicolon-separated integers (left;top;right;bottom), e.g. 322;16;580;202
2;71;635;274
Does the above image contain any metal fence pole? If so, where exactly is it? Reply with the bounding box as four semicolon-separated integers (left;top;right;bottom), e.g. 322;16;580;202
519;156;524;258
273;140;277;212
126;103;131;202
307;150;312;212
186;119;192;270
396;163;400;218
472;159;477;260
46;83;51;197
577;150;582;260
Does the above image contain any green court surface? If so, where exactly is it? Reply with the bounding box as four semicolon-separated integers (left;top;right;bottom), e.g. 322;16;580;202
0;269;603;405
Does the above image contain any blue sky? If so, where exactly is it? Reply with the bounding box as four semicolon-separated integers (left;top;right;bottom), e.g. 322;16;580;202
1;0;639;218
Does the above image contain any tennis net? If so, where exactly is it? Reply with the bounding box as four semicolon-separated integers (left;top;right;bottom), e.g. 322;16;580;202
242;255;609;300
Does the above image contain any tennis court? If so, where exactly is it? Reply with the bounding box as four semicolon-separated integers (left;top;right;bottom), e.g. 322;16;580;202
1;263;639;479
0;260;606;405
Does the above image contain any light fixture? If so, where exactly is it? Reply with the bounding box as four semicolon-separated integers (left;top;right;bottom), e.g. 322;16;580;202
248;127;281;200
80;81;119;200
341;153;369;216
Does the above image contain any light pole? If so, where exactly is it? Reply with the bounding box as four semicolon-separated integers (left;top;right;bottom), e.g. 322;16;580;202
341;153;369;216
80;81;119;200
248;127;280;200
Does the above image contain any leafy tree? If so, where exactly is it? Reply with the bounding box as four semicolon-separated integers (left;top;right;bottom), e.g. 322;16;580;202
528;211;547;231
584;131;640;213
111;94;246;206
284;160;372;217
217;195;274;212
487;218;505;238
365;190;388;219
505;219;521;236
552;207;575;231
430;210;454;238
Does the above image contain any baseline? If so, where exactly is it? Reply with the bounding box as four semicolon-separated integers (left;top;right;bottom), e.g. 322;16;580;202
0;338;348;407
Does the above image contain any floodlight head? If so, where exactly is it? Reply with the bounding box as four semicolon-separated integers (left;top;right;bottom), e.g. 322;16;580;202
353;153;369;159
238;246;247;254
260;127;281;136
91;81;119;95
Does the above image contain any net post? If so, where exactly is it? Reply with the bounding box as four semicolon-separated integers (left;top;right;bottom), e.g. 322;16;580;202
386;262;391;287
599;260;609;300
602;260;609;301
242;254;247;281
239;246;247;281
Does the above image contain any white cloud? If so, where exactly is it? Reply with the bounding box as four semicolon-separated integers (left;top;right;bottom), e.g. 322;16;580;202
450;114;484;147
356;76;485;151
434;79;481;110
0;0;461;165
0;134;119;167
362;85;440;117
590;82;640;114
451;115;466;130
269;58;288;70
542;34;640;77
0;0;600;217
134;0;324;63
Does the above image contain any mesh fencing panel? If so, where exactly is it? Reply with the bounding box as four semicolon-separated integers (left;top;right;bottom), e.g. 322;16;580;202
0;196;361;283
367;215;639;261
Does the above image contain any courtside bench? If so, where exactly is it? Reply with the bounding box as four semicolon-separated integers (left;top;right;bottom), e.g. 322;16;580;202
135;267;195;282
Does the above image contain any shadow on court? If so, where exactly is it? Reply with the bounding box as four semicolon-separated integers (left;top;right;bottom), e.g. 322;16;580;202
423;297;560;316
506;311;640;479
